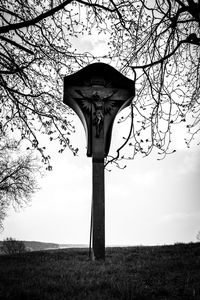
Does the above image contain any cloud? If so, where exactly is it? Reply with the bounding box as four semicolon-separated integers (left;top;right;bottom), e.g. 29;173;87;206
177;151;200;176
159;211;200;223
69;31;109;57
130;170;158;186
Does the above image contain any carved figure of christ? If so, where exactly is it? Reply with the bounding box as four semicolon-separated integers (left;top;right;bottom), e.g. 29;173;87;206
74;90;116;138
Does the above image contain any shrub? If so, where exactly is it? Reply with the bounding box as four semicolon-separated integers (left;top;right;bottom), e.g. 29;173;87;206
1;238;27;255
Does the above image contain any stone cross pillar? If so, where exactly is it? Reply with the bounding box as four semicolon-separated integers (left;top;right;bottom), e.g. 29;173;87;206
92;158;105;259
91;100;105;259
63;62;135;260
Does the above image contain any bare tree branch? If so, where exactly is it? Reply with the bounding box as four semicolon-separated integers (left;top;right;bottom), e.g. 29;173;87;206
0;36;34;54
0;0;73;34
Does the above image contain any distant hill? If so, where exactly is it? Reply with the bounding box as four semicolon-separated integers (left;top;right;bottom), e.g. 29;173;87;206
0;240;59;252
23;241;60;251
59;244;88;249
0;240;88;252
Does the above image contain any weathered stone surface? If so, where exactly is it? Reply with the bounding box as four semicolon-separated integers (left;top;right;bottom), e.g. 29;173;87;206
92;159;105;260
64;62;135;158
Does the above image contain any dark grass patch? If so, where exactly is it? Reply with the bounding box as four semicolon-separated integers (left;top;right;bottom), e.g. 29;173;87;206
0;243;200;300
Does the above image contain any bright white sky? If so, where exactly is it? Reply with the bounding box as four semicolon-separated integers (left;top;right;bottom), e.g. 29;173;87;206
1;31;200;246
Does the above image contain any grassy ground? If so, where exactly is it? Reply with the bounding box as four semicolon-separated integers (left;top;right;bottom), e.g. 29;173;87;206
0;243;200;300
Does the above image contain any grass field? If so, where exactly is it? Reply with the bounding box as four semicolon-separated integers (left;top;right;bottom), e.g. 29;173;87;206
0;243;200;300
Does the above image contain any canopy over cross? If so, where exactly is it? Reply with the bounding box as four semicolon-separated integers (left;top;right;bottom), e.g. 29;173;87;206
64;62;135;160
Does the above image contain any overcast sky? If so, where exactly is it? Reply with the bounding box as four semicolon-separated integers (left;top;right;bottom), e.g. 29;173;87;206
1;32;200;246
1;111;200;246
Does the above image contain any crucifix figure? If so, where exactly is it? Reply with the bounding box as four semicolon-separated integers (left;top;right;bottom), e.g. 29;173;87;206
63;62;135;260
75;90;116;137
92;92;104;137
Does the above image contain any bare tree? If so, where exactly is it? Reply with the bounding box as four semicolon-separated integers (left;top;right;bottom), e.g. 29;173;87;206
1;1;199;168
1;237;26;254
0;134;40;230
106;0;200;164
0;0;119;166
